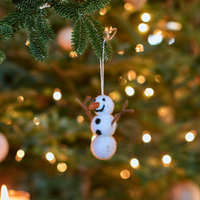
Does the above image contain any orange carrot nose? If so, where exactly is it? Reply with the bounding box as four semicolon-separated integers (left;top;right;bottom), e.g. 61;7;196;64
89;102;100;110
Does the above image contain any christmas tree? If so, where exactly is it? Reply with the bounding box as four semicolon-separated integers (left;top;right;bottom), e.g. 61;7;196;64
0;0;200;199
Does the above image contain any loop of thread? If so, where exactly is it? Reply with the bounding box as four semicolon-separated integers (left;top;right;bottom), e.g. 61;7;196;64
100;27;117;96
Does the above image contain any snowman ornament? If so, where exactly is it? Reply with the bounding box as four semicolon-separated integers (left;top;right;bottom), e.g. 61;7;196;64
76;95;134;160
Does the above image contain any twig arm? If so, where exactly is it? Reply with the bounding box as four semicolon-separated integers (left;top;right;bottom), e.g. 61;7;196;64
111;100;134;125
76;96;93;121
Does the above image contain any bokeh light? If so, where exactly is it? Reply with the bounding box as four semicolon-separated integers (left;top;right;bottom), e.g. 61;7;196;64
130;158;139;169
77;115;84;123
46;152;55;161
127;70;136;81
135;44;144;52
109;91;121;102
148;34;163;45
53;88;62;100
125;86;135;96
99;8;107;15
137;75;145;84
120;169;130;179
57;162;67;172
162;155;171;165
124;3;133;10
185;131;196;142
142;132;151;143
138;23;149;32
144;88;154;97
17;149;25;158
33;117;40;125
141;13;151;22
17;96;24;103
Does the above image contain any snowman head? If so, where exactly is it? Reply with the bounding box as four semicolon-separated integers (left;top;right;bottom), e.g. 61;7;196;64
89;95;114;116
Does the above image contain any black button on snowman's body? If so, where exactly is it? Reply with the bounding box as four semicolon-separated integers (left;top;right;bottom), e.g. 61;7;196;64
76;95;133;160
89;95;117;160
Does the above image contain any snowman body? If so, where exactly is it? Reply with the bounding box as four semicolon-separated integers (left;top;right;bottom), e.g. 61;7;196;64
89;95;117;160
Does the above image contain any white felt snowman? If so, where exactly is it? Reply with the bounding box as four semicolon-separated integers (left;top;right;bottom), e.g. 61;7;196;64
76;95;134;160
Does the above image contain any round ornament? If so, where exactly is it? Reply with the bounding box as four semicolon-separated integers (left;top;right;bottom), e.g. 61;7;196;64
56;27;73;51
0;133;9;162
169;181;200;200
91;136;117;160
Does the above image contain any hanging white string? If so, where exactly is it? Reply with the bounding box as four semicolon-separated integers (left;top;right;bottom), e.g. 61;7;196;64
100;39;106;95
99;27;117;95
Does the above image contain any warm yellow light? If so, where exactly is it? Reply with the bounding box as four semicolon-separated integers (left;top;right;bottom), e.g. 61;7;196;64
99;8;107;15
142;133;151;143
77;115;84;123
109;91;121;102
46;152;55;161
125;86;135;96
17;96;24;103
53;88;62;100
17;149;25;158
144;88;154;97
33;117;40;125
118;51;124;55
69;51;77;58
155;75;162;83
185;131;195;142
138;23;149;32
130;158;139;169
15;155;22;162
166;21;182;31
158;107;168;116
120;169;130;179
1;185;9;200
135;44;144;52
124;3;133;10
137;75;145;84
127;70;136;81
91;135;96;141
25;39;30;46
141;13;151;22
57;162;67;172
153;29;162;35
162;155;171;165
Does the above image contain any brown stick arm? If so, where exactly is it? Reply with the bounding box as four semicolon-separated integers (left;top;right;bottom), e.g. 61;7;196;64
76;96;93;121
111;100;134;125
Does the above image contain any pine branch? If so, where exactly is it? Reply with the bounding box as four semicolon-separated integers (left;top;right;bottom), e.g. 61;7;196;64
71;17;88;55
0;50;6;64
80;0;111;14
84;15;112;61
48;0;79;20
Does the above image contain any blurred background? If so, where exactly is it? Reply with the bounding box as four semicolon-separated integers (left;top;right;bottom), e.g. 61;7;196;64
1;0;200;199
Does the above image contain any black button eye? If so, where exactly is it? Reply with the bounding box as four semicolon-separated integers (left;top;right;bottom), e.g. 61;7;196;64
94;99;96;102
102;98;105;101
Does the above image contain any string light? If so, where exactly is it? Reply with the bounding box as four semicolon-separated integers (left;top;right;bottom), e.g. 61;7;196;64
144;88;154;97
77;115;84;123
120;169;130;179
57;162;67;172
17;96;24;103
137;75;145;84
91;135;96;141
125;86;135;96
127;70;136;81
166;21;182;31
155;75;162;83
33;117;40;125
118;51;124;55
109;91;121;102
46;152;56;164
130;158;139;169
141;13;151;22
69;51;77;58
124;3;133;10
142;131;151;143
53;88;62;100
25;39;30;46
185;131;196;142
17;149;25;158
138;23;149;33
135;44;144;52
99;8;107;15
162;155;171;165
168;38;175;45
148;34;163;45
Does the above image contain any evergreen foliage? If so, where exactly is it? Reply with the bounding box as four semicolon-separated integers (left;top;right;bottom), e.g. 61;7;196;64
0;50;5;64
0;0;113;62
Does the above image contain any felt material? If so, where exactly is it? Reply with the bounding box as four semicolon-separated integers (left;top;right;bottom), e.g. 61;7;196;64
91;136;117;160
91;115;117;136
91;95;114;116
0;133;9;162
